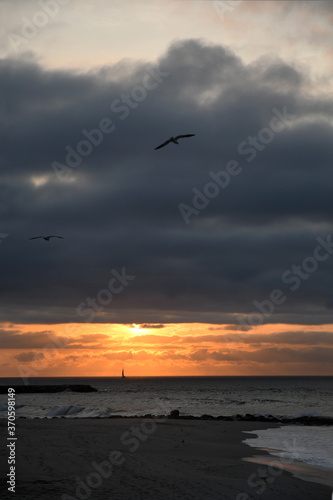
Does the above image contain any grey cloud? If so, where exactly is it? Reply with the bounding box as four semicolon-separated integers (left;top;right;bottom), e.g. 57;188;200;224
14;351;44;362
132;331;333;346
139;324;165;329
183;331;333;346
190;346;333;365
0;330;60;348
0;329;110;349
1;38;333;326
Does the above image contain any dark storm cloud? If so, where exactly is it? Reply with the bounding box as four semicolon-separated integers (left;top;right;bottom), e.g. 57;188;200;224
1;38;333;325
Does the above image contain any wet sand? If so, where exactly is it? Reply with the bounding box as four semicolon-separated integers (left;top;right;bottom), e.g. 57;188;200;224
0;418;331;499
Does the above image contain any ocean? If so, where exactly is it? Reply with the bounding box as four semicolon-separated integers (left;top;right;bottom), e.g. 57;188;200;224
1;375;331;419
0;376;332;485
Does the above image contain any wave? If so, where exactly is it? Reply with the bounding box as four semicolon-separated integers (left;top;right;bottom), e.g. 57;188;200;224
0;403;24;411
46;405;115;418
244;425;333;471
7;405;333;425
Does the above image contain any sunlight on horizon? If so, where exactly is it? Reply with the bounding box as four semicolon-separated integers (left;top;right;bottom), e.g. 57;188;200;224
1;322;332;378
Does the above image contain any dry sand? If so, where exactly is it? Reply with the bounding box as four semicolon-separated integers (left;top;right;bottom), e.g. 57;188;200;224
0;418;331;500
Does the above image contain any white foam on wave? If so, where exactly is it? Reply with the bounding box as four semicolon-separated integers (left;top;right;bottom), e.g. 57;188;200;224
244;425;333;470
0;402;24;413
46;406;85;417
45;405;115;418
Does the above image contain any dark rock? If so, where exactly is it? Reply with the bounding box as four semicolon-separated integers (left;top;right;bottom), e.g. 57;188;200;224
267;415;279;422
244;413;256;421
0;384;97;394
233;414;245;421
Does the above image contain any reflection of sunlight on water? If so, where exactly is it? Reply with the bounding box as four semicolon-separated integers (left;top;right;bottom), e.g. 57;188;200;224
243;425;333;491
243;455;333;489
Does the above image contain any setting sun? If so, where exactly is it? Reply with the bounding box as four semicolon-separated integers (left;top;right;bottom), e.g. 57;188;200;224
1;2;333;499
1;322;332;378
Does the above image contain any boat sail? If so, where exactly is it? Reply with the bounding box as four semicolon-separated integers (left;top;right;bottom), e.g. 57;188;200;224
122;368;125;378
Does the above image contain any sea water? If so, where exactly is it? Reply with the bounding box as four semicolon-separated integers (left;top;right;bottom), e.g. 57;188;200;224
0;376;332;419
243;425;333;469
0;375;332;486
243;426;333;488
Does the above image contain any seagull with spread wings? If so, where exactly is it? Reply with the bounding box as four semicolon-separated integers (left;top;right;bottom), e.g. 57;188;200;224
29;236;64;241
154;134;195;150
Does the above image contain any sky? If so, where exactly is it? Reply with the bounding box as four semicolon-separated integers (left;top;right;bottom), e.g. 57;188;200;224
1;0;333;377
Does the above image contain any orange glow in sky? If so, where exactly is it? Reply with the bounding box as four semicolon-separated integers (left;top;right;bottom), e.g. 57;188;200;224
1;322;333;378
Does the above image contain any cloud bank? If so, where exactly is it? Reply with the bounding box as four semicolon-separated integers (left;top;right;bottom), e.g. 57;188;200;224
1;38;333;326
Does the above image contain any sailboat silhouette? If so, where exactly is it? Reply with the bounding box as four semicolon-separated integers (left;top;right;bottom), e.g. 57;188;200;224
122;368;126;379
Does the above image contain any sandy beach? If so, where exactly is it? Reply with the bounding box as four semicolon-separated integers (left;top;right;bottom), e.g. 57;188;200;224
0;418;331;500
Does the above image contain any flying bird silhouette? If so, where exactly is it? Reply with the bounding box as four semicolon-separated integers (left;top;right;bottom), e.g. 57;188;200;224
154;134;195;150
29;236;64;241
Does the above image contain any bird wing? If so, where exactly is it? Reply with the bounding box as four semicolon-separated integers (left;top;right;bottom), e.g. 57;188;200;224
154;138;172;150
48;236;64;239
175;134;195;140
29;236;43;240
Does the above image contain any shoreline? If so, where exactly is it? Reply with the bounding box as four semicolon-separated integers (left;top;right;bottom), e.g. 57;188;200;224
1;418;331;500
243;453;333;489
7;408;333;426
